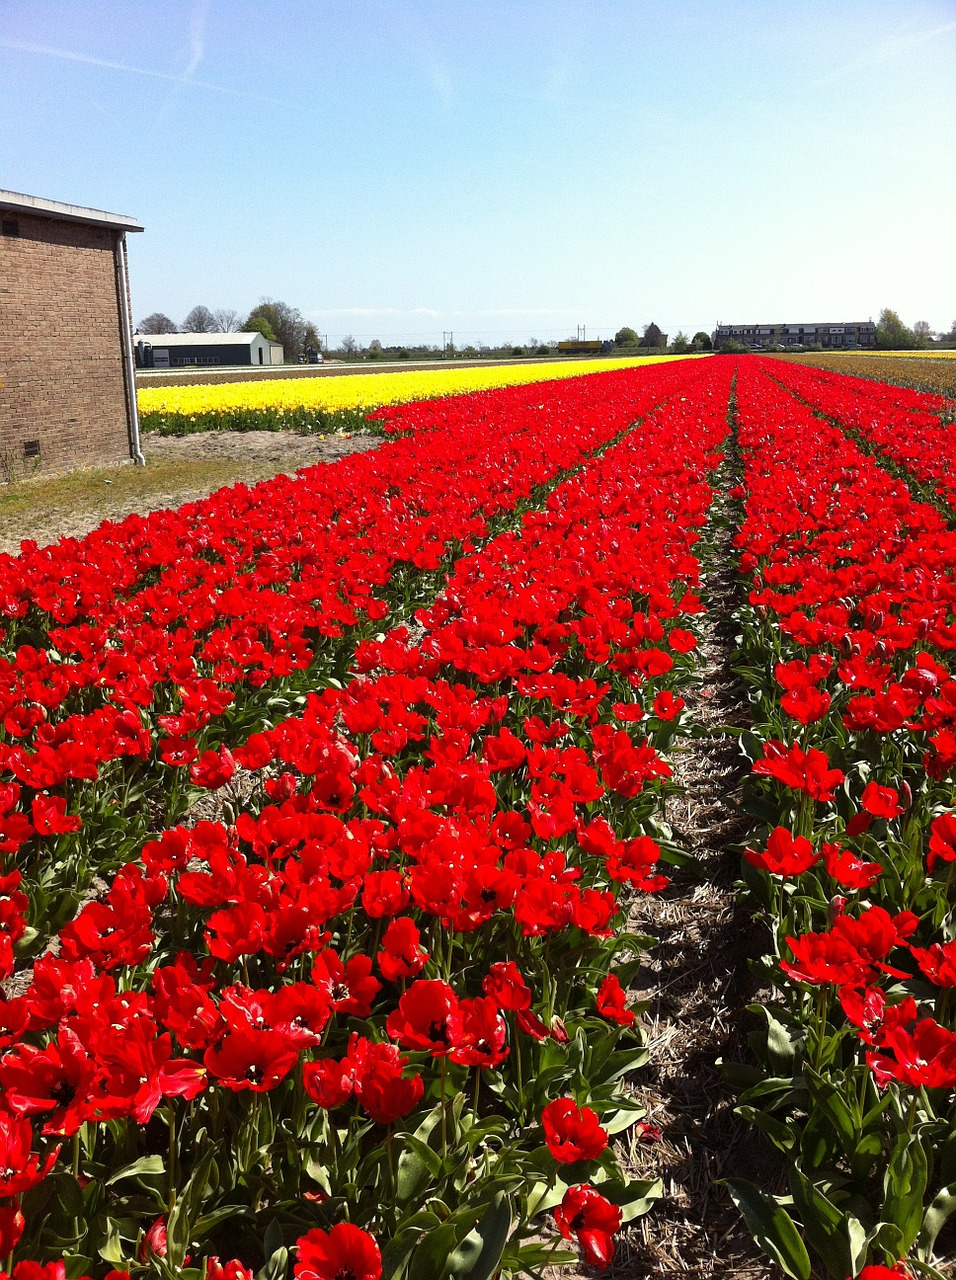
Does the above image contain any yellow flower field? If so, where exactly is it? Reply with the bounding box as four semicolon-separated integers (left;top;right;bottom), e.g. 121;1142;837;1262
137;356;696;435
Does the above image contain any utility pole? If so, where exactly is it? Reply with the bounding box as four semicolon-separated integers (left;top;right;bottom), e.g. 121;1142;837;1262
577;324;586;341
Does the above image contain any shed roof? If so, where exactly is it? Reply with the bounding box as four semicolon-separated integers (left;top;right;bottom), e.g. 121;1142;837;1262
0;189;143;232
134;332;265;346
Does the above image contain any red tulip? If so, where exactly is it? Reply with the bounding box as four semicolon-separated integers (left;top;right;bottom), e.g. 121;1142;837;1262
294;1224;382;1280
554;1183;622;1270
542;1097;608;1163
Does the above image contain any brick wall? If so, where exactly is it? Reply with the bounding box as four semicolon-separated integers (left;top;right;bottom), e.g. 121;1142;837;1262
0;214;133;480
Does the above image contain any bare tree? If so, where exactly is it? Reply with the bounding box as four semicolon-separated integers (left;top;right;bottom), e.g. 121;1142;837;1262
213;308;242;332
183;305;217;333
137;312;178;334
913;320;933;345
340;334;358;355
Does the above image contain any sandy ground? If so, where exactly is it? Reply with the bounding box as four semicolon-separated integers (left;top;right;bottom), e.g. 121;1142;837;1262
145;427;379;468
0;429;380;556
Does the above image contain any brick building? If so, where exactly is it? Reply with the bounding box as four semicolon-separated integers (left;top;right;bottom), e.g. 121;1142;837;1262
713;321;876;350
0;190;144;479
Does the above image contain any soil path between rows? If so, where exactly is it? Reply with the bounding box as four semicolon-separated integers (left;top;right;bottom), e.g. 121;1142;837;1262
601;474;778;1278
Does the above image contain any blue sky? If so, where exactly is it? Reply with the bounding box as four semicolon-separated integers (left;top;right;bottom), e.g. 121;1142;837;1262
3;1;955;347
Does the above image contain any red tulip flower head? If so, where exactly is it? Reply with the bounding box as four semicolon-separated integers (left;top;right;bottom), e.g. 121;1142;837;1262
542;1097;608;1163
861;782;902;820
294;1223;382;1280
206;1261;254;1280
482;961;532;1011
854;1265;913;1279
928;812;956;872
595;974;635;1026
745;827;820;878
385;979;462;1055
554;1183;622;1271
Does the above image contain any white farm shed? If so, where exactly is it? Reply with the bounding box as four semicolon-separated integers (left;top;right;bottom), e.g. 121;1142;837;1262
134;331;284;369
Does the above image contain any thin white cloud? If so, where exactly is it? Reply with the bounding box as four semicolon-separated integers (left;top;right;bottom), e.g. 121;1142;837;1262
185;0;210;78
809;19;956;88
376;0;455;109
2;38;292;107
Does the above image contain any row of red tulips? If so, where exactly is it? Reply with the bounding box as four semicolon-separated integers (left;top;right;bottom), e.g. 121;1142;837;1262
0;361;717;960
727;358;956;1279
0;360;735;1278
763;357;956;509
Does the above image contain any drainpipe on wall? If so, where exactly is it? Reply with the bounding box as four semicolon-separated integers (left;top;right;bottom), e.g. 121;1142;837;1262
114;231;145;465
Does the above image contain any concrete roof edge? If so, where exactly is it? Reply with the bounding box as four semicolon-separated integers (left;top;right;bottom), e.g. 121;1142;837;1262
0;189;144;232
132;332;265;345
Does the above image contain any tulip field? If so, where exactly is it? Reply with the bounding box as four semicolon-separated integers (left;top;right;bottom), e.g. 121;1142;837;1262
2;354;956;1280
778;352;956;402
136;356;688;437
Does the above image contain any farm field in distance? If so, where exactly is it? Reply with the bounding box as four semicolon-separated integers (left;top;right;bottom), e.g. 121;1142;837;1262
3;354;956;1280
775;349;956;399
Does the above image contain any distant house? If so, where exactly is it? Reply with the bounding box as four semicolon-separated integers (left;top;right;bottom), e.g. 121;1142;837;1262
713;321;876;349
0;188;144;477
134;332;284;369
638;323;668;349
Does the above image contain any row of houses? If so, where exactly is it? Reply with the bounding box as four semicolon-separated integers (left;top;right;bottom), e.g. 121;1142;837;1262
713;321;877;349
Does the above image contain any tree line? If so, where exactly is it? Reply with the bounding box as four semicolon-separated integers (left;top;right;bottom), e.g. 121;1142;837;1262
613;324;712;353
874;309;956;350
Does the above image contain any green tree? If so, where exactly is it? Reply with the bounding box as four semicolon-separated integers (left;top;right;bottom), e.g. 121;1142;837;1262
875;308;918;350
245;313;278;343
692;331;713;350
246;298;307;361
670;331;691;354
614;326;639;347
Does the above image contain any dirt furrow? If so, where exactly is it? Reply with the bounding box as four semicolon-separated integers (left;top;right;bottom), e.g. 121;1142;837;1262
611;464;778;1278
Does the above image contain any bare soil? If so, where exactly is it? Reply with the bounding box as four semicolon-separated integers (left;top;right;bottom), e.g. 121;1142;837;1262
603;493;777;1279
144;427;379;469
